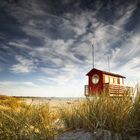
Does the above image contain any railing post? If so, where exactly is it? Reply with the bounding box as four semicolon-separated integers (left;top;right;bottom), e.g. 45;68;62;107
84;85;89;96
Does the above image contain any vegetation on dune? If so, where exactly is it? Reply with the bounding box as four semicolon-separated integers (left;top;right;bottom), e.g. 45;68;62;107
0;95;24;110
60;95;140;137
0;94;140;139
126;96;140;136
0;96;56;140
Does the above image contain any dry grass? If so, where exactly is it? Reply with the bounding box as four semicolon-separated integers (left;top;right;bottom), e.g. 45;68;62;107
0;96;56;140
0;94;140;139
126;96;140;136
60;95;140;137
0;95;24;110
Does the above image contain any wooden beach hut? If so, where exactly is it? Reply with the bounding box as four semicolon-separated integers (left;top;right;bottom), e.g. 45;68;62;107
85;68;126;96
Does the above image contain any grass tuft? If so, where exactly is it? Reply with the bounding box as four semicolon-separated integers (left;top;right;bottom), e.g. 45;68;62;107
60;94;140;137
0;97;56;140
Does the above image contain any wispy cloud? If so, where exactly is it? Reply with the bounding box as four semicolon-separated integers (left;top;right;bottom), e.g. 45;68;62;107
10;55;37;73
115;4;136;28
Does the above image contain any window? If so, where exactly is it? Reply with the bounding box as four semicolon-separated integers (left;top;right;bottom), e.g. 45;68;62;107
120;78;122;84
110;77;113;84
113;78;117;84
118;78;120;84
92;74;99;84
105;75;109;83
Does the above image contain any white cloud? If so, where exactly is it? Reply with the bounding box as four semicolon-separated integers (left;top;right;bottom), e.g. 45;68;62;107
30;38;83;69
63;11;96;36
0;79;85;97
9;39;32;50
10;55;37;73
22;82;39;87
37;79;48;83
115;4;136;28
0;80;38;88
0;81;14;88
40;63;85;87
21;25;46;38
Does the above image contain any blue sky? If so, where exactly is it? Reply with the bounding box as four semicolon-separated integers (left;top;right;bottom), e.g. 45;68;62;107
0;0;140;97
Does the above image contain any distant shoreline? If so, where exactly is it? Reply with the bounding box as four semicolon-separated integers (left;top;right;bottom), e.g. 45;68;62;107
12;96;85;100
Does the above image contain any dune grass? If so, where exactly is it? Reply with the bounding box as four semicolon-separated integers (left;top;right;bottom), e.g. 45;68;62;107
0;96;56;140
0;94;140;139
60;95;140;137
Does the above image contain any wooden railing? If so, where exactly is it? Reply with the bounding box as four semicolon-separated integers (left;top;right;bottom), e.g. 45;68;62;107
84;85;89;96
84;84;132;97
103;83;132;96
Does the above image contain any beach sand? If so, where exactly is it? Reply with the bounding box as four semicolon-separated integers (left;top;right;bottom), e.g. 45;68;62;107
21;97;85;109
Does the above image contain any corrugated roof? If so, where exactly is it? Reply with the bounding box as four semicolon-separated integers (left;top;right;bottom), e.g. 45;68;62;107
86;68;126;78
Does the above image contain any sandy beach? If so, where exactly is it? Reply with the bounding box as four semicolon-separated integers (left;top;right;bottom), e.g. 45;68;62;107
20;97;85;109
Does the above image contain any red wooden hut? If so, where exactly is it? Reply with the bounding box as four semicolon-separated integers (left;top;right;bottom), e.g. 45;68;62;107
85;68;126;96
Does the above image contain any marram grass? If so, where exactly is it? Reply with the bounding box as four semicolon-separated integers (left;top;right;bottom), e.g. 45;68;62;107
0;96;56;140
60;94;140;137
0;94;140;139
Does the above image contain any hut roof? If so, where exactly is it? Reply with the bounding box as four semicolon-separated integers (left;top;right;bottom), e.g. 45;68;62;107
86;68;126;78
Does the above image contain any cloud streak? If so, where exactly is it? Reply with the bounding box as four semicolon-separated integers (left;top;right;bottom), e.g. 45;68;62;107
10;55;37;73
